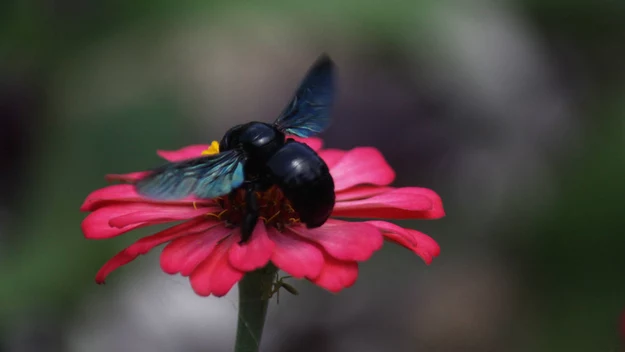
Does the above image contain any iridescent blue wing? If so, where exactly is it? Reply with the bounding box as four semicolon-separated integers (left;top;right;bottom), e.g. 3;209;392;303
273;54;335;137
135;149;245;200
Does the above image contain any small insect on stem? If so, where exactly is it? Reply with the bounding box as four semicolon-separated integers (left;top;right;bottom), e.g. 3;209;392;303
280;280;299;295
264;273;299;304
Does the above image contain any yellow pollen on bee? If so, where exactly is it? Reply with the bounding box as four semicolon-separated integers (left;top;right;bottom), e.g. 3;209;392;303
201;141;220;156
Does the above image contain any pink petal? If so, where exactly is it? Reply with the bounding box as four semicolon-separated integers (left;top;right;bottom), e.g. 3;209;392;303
105;171;151;183
189;236;244;297
332;187;445;219
268;228;324;279
287;219;383;262
330;147;395;191
94;218;213;283
83;216;146;240
80;184;214;212
318;149;346;169
81;184;146;211
82;203;168;239
367;220;440;264
228;222;275;272
108;206;215;228
288;136;323;151
82;202;214;239
157;144;211;162
335;185;393;201
311;255;358;293
160;223;231;276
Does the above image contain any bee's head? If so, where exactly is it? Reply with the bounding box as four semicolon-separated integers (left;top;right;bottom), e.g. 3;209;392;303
219;124;245;151
239;122;280;148
221;122;284;161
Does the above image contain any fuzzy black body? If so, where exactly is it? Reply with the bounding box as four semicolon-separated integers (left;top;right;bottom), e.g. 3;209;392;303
135;54;336;243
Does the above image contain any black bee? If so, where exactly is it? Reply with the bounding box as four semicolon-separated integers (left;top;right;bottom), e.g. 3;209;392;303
136;54;336;243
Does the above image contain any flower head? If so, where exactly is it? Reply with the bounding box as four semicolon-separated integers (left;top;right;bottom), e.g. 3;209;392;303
80;137;444;296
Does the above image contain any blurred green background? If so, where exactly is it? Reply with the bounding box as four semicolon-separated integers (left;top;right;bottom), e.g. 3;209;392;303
1;1;624;351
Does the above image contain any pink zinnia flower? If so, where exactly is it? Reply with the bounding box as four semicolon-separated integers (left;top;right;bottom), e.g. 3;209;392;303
80;137;444;296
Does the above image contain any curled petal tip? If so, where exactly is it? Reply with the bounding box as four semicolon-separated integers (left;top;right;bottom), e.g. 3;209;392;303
366;221;440;265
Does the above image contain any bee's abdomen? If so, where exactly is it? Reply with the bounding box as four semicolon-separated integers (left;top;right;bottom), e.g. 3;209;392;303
266;141;335;228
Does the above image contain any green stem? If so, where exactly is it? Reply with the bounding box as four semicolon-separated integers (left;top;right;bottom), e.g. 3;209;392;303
234;264;277;352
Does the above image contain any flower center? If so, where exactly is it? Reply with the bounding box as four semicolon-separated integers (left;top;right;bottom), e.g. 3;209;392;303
211;187;301;231
200;141;301;230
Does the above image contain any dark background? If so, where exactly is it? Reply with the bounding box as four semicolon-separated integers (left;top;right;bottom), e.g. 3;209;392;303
1;1;624;351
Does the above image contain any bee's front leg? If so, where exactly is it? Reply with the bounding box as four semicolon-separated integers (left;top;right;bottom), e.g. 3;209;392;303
240;182;259;244
228;191;237;208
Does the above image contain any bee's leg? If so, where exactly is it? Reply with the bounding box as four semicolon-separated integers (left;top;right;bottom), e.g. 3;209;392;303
228;190;237;209
240;182;259;244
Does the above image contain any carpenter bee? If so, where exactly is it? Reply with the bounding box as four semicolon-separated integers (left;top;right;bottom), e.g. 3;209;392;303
136;54;336;243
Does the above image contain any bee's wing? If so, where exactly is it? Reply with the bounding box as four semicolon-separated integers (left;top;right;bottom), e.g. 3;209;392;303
136;149;245;200
273;54;335;138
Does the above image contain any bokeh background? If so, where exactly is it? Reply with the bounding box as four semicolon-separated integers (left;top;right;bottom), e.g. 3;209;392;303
1;1;625;351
